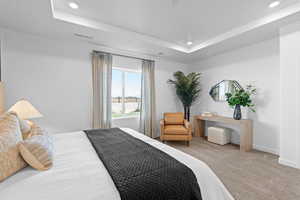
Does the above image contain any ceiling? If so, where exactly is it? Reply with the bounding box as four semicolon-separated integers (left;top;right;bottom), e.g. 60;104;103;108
1;0;300;63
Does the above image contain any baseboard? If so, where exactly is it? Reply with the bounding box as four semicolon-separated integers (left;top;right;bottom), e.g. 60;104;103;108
253;144;279;155
229;142;279;155
279;157;298;168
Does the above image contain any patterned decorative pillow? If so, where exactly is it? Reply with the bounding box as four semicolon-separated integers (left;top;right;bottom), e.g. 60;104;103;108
0;112;27;181
18;118;32;139
19;131;53;171
26;123;45;139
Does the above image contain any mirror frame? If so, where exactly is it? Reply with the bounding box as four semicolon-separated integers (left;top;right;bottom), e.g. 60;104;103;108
209;80;243;102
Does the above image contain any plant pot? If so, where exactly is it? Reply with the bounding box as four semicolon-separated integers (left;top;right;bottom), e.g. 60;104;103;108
233;104;242;120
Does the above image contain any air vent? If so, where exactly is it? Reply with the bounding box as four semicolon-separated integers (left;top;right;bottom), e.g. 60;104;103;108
74;33;93;40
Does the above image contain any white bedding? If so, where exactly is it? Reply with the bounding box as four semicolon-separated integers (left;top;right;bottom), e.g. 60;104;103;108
0;128;234;200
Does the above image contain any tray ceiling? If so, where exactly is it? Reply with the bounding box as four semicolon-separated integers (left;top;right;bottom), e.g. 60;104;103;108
52;0;300;53
0;0;300;63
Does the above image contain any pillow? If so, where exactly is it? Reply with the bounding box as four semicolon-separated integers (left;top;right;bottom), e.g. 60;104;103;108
31;123;44;135
18;118;32;139
0;112;27;181
27;123;44;138
19;130;53;171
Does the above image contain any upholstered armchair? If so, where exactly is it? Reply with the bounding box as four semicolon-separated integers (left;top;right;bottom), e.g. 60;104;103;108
160;112;192;146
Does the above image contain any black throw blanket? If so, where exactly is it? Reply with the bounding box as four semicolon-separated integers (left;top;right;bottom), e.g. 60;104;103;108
84;128;202;200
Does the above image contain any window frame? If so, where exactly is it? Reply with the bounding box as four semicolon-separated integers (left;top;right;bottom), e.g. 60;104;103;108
112;67;141;119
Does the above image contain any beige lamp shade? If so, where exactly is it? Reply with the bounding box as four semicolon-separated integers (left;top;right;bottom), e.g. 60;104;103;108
8;99;43;119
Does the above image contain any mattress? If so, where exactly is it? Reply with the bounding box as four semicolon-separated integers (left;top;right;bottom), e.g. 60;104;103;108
0;128;234;200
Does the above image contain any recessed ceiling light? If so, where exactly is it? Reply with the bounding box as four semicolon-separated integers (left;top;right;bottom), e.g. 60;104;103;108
69;2;79;9
269;1;280;8
187;41;193;45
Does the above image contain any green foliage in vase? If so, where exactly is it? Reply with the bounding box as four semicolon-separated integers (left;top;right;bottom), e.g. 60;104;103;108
167;71;201;120
225;85;256;112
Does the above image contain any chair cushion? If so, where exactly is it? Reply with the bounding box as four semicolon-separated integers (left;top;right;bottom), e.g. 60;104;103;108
164;125;188;135
0;112;27;181
164;113;184;125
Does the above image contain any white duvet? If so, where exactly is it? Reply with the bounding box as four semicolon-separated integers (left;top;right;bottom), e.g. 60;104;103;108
0;128;234;200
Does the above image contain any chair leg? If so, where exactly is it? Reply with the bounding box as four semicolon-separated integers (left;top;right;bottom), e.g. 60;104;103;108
186;141;190;146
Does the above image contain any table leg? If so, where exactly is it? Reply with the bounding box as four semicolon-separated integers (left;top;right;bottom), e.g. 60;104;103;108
193;118;205;137
240;121;253;152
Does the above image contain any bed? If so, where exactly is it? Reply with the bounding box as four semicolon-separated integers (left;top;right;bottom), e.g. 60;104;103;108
0;128;234;200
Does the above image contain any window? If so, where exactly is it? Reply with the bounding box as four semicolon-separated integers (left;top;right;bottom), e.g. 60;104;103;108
112;68;141;118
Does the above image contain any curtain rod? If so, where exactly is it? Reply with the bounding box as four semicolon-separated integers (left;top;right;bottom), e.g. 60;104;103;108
92;50;154;62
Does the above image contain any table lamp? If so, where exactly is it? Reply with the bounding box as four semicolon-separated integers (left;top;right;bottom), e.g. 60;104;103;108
8;99;43;124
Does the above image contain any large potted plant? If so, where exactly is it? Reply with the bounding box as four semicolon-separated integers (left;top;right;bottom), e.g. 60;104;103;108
225;85;256;120
167;71;201;121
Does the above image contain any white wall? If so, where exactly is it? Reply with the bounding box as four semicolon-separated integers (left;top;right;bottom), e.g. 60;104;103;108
279;22;300;168
1;28;187;135
189;38;280;154
2;30;93;133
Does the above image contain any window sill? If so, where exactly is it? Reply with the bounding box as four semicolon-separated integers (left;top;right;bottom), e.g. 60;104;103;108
112;115;139;120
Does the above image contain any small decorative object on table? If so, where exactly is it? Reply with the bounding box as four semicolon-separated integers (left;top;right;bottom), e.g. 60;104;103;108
225;84;256;120
201;112;216;117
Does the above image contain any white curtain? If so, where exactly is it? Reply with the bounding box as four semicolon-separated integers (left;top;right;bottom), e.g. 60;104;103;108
92;52;112;129
139;60;156;138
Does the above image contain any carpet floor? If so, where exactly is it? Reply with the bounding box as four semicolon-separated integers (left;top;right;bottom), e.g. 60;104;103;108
166;137;300;200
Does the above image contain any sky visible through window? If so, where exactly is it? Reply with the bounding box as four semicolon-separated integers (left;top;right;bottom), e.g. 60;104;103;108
112;69;141;98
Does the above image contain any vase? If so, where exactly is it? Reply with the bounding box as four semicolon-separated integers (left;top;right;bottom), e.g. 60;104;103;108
233;104;242;120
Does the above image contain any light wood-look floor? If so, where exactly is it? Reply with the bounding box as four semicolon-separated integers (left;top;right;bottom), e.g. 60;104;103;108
166;137;300;200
